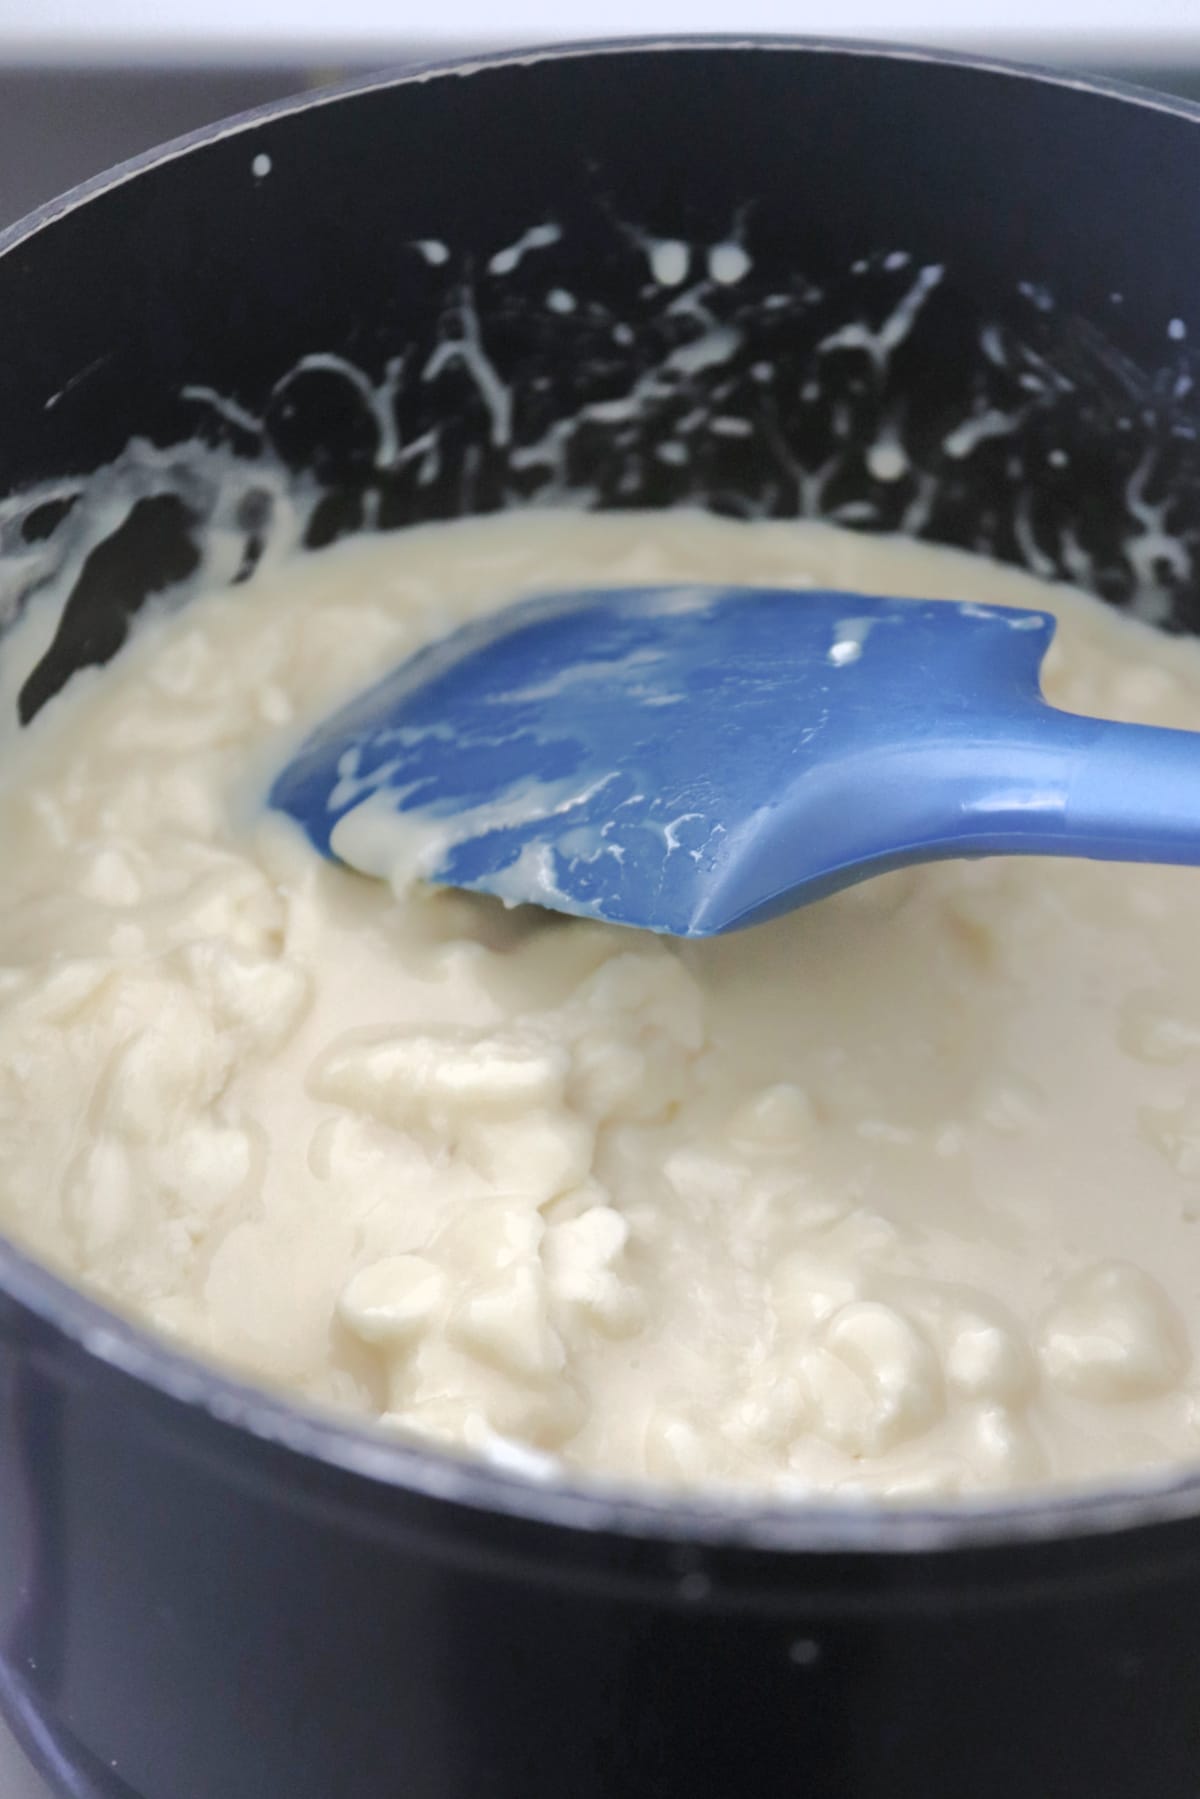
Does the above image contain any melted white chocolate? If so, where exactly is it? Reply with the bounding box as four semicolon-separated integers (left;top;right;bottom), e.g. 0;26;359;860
3;508;1200;1500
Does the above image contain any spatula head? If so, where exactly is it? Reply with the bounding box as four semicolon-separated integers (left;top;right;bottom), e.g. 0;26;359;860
270;584;1056;936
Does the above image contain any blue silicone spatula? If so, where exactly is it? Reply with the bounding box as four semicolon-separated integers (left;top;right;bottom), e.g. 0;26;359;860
270;584;1200;937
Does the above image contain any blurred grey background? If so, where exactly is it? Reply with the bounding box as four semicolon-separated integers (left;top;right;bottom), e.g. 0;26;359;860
0;63;403;226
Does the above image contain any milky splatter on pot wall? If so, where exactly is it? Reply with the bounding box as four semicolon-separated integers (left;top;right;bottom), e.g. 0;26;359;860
1;197;1198;725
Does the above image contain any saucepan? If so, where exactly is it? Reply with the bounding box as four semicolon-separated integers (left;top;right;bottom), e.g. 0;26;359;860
3;38;1200;1799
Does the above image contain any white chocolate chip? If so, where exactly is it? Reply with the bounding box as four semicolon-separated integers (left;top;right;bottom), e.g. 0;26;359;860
449;1266;566;1382
310;1028;568;1133
1038;1263;1189;1401
338;1255;446;1347
801;1302;944;1456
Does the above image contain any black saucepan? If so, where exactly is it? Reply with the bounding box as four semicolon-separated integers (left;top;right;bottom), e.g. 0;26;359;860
4;38;1200;1799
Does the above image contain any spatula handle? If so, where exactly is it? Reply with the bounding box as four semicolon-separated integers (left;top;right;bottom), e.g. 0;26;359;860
1060;715;1200;869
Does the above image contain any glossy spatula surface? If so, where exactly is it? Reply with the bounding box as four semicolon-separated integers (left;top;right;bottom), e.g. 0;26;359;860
271;584;1200;936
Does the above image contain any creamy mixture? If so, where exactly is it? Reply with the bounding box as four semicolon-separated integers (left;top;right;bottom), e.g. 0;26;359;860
4;508;1200;1500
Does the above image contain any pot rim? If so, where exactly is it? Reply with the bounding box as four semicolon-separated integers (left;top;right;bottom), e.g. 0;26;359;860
4;31;1200;1559
3;31;1200;263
